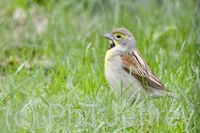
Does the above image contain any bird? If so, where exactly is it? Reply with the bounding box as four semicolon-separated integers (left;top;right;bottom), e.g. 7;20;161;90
103;27;178;100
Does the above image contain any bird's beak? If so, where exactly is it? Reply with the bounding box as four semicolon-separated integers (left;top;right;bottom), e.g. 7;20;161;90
103;33;116;49
102;33;114;41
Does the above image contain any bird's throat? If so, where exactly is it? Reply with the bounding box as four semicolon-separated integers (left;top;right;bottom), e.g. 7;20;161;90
109;42;115;49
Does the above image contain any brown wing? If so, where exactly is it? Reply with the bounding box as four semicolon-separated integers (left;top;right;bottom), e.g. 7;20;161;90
120;50;165;90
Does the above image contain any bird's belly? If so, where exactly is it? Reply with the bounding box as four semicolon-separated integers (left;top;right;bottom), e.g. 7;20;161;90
105;56;146;99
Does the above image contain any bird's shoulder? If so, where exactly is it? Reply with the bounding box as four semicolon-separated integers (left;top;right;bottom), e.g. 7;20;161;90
120;50;165;90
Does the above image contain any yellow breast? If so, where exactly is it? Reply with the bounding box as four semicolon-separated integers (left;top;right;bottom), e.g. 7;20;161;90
105;50;114;66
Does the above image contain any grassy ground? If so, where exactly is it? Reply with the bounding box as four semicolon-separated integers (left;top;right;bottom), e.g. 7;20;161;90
0;0;200;132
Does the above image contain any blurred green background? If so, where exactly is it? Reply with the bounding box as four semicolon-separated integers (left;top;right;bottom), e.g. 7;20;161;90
0;0;199;132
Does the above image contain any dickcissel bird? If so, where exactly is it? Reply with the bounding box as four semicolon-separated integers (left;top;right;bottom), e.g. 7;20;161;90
103;27;177;99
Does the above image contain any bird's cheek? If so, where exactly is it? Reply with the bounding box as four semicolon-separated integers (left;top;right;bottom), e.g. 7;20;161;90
113;40;118;45
121;41;127;46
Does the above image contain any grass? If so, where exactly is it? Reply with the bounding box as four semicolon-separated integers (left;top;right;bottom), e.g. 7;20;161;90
0;0;200;132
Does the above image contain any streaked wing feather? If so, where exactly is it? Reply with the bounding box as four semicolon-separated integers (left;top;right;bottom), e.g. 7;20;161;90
120;50;165;90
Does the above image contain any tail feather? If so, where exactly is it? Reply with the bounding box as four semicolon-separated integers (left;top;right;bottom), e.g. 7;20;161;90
167;92;179;98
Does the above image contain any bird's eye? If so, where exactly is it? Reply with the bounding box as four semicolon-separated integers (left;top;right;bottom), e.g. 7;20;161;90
116;35;121;39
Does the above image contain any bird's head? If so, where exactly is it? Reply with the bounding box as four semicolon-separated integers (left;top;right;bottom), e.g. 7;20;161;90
103;27;136;53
